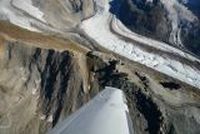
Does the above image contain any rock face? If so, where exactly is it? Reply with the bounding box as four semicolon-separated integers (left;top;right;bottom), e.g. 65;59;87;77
0;41;89;133
0;37;200;134
87;53;200;134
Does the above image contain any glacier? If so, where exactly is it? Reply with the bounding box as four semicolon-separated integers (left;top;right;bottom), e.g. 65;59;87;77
81;0;200;89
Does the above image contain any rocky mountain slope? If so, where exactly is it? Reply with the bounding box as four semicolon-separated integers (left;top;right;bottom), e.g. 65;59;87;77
0;0;200;134
0;22;200;134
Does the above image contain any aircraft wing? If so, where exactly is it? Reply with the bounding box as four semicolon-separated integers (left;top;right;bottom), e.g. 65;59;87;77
48;87;134;134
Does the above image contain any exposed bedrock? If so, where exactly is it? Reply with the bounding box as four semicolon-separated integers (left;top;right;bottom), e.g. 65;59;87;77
0;41;90;133
0;41;200;134
87;52;200;134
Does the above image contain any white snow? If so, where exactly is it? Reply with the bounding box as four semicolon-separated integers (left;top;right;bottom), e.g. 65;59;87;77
40;114;46;120
81;0;200;89
0;0;43;32
12;0;46;23
32;88;37;95
112;17;200;63
47;115;53;123
48;87;132;134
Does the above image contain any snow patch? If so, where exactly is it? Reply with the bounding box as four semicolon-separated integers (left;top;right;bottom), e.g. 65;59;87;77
0;0;42;31
47;115;53;123
12;0;46;23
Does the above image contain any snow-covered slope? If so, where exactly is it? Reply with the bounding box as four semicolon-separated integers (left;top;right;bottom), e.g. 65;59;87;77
12;0;46;23
0;0;36;31
0;0;47;31
48;87;132;134
81;0;200;89
0;0;96;32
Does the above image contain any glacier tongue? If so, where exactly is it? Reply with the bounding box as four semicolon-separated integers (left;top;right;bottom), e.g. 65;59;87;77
48;87;132;134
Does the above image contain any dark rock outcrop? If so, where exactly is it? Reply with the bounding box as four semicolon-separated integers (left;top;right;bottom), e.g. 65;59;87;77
0;41;89;133
0;41;200;134
87;52;200;134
